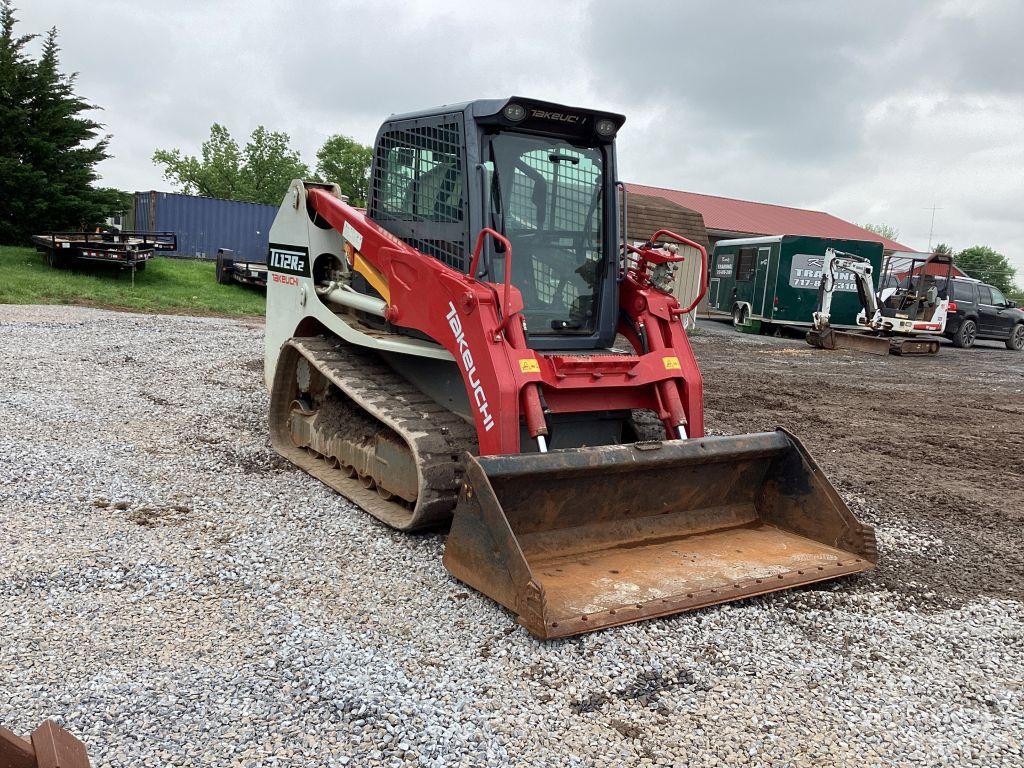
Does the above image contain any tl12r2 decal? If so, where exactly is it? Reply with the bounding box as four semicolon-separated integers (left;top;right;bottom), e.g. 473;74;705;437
268;243;310;277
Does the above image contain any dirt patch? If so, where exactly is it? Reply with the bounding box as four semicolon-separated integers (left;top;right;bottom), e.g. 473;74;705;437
609;719;644;740
693;322;1024;606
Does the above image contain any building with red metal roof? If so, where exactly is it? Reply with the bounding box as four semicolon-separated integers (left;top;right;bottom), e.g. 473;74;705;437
625;183;909;252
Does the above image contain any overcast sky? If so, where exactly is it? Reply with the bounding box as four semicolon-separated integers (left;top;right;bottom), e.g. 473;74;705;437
21;0;1024;272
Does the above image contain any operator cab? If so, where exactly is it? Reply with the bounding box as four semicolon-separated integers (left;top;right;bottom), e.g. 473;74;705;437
878;252;954;321
366;97;626;351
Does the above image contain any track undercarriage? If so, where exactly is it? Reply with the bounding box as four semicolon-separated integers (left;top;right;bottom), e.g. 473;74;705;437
269;336;478;530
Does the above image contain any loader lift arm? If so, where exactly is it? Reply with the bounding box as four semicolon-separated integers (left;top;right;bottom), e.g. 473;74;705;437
304;186;706;453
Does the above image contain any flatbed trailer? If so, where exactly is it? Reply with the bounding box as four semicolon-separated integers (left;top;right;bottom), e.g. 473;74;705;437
32;231;177;270
215;248;267;289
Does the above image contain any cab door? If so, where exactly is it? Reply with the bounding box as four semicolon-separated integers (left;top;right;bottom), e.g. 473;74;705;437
751;246;772;317
979;285;1015;337
732;246;757;312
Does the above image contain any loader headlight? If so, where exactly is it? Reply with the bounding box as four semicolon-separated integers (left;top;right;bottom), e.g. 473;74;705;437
503;103;527;122
595;118;617;137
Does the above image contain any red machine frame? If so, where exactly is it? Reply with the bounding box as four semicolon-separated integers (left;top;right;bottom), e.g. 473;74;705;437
307;188;707;455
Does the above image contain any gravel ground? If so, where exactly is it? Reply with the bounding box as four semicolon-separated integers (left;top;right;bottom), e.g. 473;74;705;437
1;304;1022;767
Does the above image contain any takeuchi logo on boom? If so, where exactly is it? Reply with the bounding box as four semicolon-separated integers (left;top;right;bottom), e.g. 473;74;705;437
445;302;495;432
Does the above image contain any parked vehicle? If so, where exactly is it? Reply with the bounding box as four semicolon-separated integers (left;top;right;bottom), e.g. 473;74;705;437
215;248;267;290
807;251;953;356
944;278;1024;350
261;97;875;640
707;235;883;333
32;231;176;270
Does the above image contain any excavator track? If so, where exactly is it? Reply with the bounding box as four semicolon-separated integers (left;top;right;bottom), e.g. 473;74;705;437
268;336;478;530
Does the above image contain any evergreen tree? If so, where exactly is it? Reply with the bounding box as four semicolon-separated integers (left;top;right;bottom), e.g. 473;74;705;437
0;3;123;243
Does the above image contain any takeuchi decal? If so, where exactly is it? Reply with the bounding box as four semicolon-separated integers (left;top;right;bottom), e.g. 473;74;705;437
445;301;495;432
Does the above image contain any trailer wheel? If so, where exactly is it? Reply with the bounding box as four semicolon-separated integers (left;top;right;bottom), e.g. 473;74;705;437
216;252;234;285
732;305;748;328
45;249;65;269
135;261;147;272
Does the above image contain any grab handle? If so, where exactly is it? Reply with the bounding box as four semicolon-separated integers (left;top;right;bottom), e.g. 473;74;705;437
468;228;514;322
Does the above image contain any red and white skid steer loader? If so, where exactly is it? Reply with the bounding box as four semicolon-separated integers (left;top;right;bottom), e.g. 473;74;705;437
264;97;876;639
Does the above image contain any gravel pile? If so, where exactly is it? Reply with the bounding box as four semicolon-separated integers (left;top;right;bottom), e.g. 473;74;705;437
1;305;1021;767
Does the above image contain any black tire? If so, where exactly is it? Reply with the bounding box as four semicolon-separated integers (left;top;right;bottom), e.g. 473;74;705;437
732;305;748;328
952;319;977;349
1006;323;1024;351
134;261;146;272
215;252;233;285
45;249;65;269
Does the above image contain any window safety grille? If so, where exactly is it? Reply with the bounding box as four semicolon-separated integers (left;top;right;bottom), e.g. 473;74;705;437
370;120;468;271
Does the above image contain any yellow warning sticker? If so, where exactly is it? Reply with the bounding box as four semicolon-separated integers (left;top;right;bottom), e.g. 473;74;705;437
519;358;541;373
662;356;681;370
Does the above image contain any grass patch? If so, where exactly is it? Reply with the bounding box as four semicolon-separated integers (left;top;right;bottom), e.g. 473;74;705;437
0;245;265;317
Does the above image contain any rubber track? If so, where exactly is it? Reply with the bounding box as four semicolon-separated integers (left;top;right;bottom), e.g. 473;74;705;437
269;336;478;530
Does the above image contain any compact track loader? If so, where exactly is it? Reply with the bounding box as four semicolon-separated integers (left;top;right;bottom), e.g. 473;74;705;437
265;98;876;638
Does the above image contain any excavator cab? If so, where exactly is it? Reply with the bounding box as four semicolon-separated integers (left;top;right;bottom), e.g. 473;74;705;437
269;97;876;639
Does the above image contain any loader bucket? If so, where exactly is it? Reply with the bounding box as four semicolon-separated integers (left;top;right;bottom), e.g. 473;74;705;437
807;327;891;356
443;430;876;639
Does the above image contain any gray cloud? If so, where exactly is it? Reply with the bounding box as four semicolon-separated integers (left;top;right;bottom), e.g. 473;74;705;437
20;0;1024;272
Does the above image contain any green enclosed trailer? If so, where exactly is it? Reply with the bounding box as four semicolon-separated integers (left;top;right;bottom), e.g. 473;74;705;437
707;235;883;332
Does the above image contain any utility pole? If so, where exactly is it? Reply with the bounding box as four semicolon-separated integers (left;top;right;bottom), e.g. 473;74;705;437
925;205;942;252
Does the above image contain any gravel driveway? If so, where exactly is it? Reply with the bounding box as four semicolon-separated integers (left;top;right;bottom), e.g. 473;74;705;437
1;305;1021;767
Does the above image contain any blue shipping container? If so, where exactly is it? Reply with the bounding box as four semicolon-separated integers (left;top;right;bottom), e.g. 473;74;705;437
133;191;277;262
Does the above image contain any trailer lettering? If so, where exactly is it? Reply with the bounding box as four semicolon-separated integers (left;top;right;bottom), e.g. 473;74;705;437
789;253;859;293
446;302;495;432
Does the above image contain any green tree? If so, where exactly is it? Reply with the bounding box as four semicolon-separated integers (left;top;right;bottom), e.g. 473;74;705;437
954;245;1017;295
933;242;953;256
315;134;373;207
861;222;900;242
0;3;123;243
153;124;308;206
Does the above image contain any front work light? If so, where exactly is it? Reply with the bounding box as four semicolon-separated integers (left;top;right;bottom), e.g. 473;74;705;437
503;103;527;122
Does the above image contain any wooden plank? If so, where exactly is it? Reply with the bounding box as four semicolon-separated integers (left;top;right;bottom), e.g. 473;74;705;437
0;726;37;768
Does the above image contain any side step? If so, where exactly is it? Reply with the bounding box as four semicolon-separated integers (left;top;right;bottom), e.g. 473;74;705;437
444;430;876;639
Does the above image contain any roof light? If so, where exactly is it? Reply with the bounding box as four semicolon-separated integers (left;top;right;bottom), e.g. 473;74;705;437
503;103;526;122
595;118;617;137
